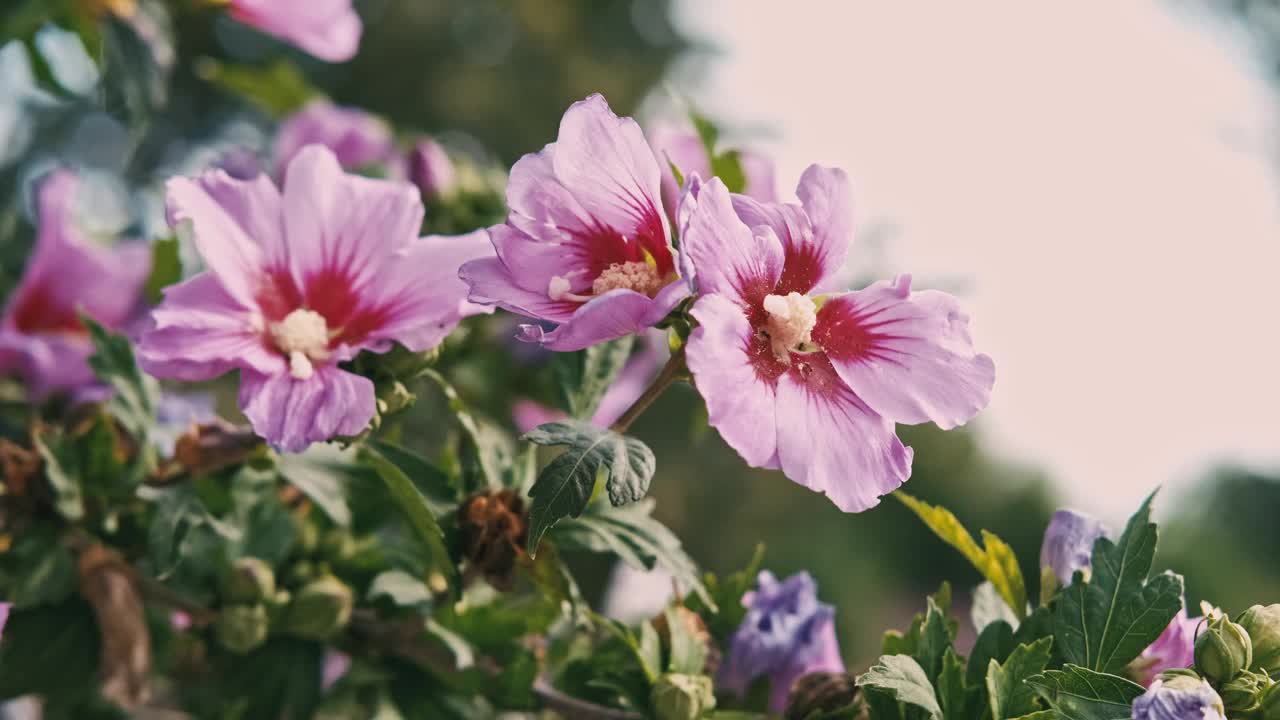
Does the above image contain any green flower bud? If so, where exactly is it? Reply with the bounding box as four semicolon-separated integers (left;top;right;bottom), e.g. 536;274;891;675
1259;682;1280;720
651;674;716;720
215;604;269;654
786;672;861;720
320;527;356;564
222;557;276;604
1195;614;1253;683
1156;668;1204;687
1239;604;1280;674
1221;670;1273;714
283;575;353;640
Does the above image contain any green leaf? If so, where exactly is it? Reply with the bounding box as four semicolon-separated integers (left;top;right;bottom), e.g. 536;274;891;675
914;596;955;682
1;526;76;608
222;638;324;720
425;618;475;670
277;450;353;527
422;368;504;490
144;236;182;303
987;638;1054;720
856;655;942;720
665;606;707;675
100;3;173;127
196;59;316;117
638;620;662;680
685;543;764;644
896;493;1027;620
0;599;99;699
937;649;968;720
523;421;656;552
1025;666;1144;720
83;316;158;442
1052;493;1183;674
968;621;1016;689
367;570;432;607
548;498;713;609
691;112;720;156
369;440;455;504
32;432;83;521
553;335;635;420
360;446;455;592
142;483;239;578
710;149;747;194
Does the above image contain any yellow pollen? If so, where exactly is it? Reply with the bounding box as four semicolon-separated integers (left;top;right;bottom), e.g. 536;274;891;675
591;261;664;297
762;292;817;360
270;309;331;379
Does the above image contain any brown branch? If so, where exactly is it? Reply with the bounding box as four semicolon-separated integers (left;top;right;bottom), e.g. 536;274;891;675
609;346;687;434
532;679;644;720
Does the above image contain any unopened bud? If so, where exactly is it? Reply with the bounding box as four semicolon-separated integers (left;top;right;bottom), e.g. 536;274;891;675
320;528;356;564
215;604;268;654
408;138;455;200
1195;614;1252;683
786;671;860;720
1221;670;1273;714
651;673;715;720
283;575;353;640
1238;604;1280;674
1259;683;1280;720
223;557;276;604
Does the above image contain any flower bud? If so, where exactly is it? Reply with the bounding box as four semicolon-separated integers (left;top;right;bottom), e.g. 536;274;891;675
1156;668;1203;686
1220;670;1272;714
282;575;353;640
1195;614;1253;683
1259;682;1280;720
320;528;357;564
651;674;716;720
222;557;276;604
1238;604;1280;674
1132;678;1225;720
215;604;269;654
785;671;860;720
407;138;456;200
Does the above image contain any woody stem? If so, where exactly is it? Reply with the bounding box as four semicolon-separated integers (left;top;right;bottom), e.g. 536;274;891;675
609;345;686;434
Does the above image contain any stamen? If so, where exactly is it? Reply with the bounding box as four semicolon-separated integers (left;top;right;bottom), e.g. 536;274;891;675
270;308;331;379
591;261;664;297
762;292;817;361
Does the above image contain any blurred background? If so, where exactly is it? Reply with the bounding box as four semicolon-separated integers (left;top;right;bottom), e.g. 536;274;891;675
2;0;1277;669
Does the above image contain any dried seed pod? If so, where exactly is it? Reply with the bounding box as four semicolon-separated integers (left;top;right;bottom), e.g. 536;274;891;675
459;489;528;589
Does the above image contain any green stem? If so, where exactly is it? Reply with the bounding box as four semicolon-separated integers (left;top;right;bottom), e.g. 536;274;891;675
609;346;686;434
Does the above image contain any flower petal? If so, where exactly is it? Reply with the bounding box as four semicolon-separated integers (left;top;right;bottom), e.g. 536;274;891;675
458;255;579;323
816;275;995;429
229;0;361;63
139;274;282;381
773;357;913;512
273;101;393;176
680;177;783;307
359;229;496;353
239;365;375;453
527;280;688;351
166;174;267;309
0;331;94;401
185;168;286;272
686;294;779;468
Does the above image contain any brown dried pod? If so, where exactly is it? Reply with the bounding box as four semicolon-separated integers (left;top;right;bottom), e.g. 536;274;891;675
78;543;152;708
459;489;528;589
0;438;40;497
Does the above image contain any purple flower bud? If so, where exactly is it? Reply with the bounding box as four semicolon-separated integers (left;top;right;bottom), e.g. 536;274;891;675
273;101;395;178
1132;677;1226;720
1040;508;1109;587
407;138;455;199
719;571;844;713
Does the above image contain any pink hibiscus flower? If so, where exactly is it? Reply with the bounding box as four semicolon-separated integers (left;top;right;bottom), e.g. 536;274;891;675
680;170;994;511
460;94;689;351
138;145;492;452
227;0;362;63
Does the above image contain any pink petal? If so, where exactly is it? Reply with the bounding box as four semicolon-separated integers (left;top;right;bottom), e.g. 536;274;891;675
489;222;592;297
816;275;995;430
239;365;375;453
166;174;267;309
739;149;778;203
185;169;287;273
140;274;283;381
0;331;94;401
230;0;361;63
686;294;780;469
528;280;688;352
551;94;670;248
680;177;784;308
280;146;423;310
360;229;496;353
458;255;579;323
273;101;393;176
773;358;913;512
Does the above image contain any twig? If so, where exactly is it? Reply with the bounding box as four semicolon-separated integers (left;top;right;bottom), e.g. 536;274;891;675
609;346;687;434
532;679;644;720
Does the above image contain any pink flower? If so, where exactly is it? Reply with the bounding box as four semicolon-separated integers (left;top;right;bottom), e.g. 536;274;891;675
1135;609;1202;686
0;171;149;401
460;94;689;351
407;138;455;200
321;649;351;691
274;101;396;179
651;124;777;222
681;171;994;511
227;0;362;63
138;145;492;452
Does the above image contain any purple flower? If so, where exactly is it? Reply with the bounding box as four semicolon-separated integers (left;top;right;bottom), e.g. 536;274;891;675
273;101;395;179
227;0;361;63
138;145;493;452
681;171;994;512
407;138;456;200
0;171;149;401
720;571;844;713
1132;678;1225;720
1135;609;1203;687
651;124;777;221
460;94;689;351
1040;509;1110;587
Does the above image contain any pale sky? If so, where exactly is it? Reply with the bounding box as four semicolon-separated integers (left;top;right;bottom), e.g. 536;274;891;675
668;0;1280;520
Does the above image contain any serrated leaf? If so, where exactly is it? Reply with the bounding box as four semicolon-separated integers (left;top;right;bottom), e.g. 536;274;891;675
360;446;455;592
896;493;1027;620
968;620;1016;689
83;316;158;442
549;498;713;609
1052;493;1183;674
1025;666;1143;720
937;649;967;720
914;597;954;682
523;421;655;552
857;655;942;720
553;335;634;420
144;236;181;303
988;638;1054;720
